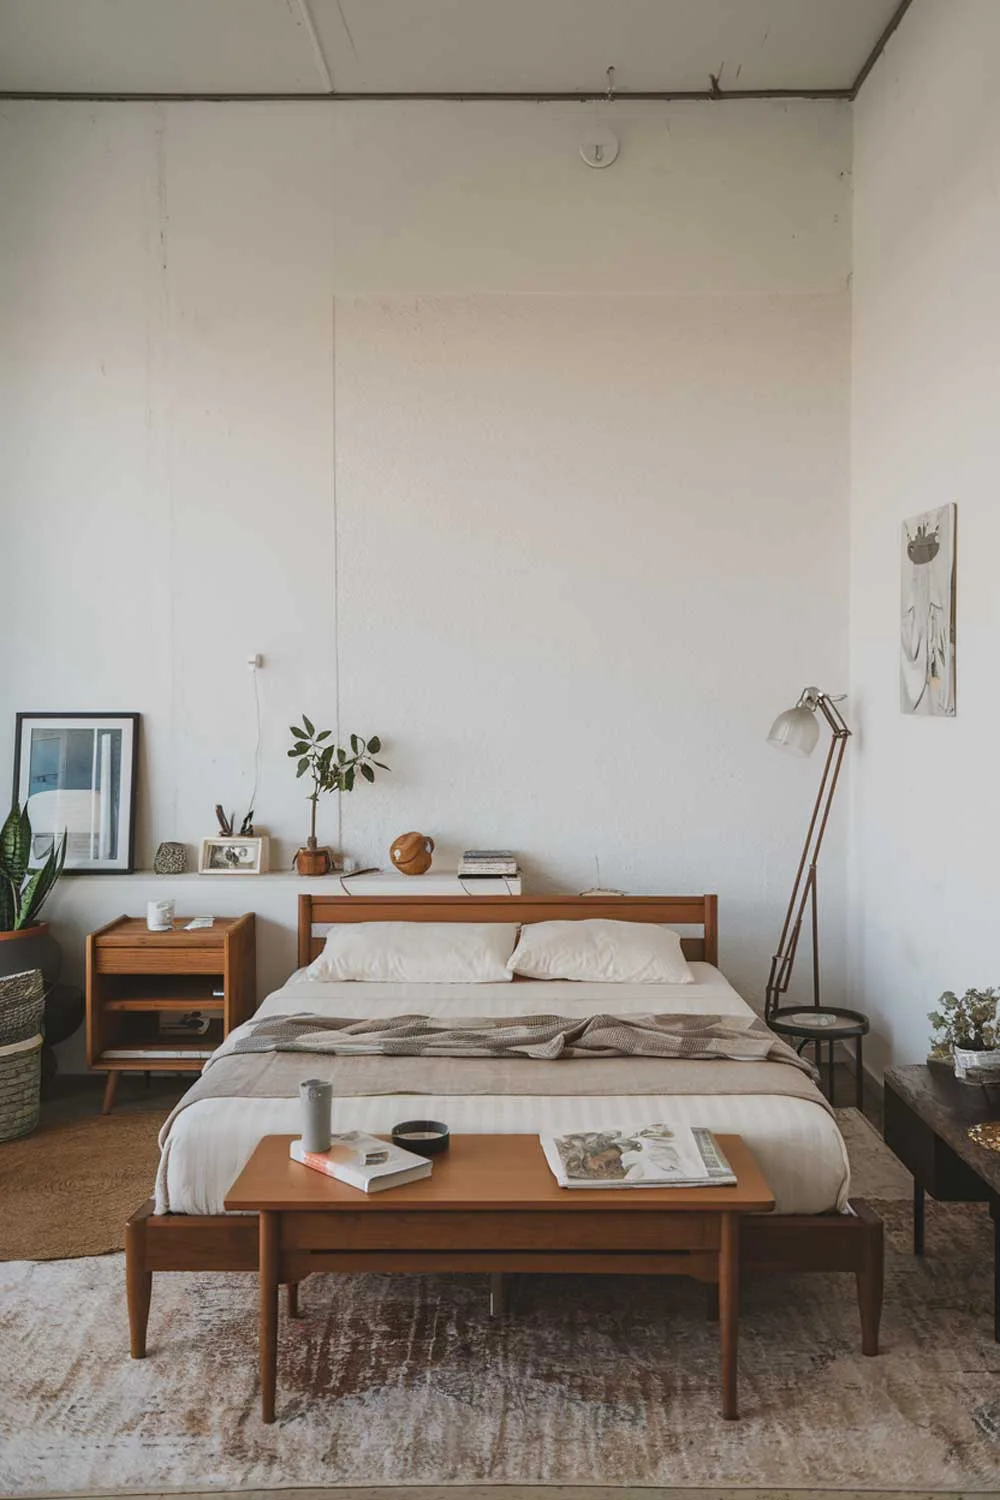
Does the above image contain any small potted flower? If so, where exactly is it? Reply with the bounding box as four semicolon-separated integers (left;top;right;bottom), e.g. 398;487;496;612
928;988;1000;1083
288;718;388;875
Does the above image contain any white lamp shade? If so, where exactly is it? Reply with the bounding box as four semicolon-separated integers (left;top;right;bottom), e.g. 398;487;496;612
767;704;820;757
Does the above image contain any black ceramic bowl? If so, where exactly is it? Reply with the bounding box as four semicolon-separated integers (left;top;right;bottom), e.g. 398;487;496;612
391;1119;450;1157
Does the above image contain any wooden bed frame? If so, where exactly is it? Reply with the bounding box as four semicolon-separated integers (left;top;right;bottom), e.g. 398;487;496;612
125;893;883;1360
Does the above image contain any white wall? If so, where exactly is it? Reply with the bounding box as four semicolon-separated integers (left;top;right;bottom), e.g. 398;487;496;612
0;99;852;1056
850;0;1000;1068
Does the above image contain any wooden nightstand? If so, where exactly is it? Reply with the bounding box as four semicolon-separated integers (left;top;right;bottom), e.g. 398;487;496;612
86;914;256;1113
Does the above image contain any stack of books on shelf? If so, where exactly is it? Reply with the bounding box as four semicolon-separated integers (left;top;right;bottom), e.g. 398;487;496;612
540;1123;736;1189
458;849;520;879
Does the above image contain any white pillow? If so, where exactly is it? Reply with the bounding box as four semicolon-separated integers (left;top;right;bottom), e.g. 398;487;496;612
306;922;518;983
507;919;695;984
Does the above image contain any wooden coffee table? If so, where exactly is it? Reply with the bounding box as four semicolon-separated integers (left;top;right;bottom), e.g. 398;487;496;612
884;1063;1000;1339
224;1132;774;1423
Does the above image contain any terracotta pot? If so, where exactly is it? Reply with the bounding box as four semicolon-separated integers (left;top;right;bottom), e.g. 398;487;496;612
295;845;332;877
0;922;62;989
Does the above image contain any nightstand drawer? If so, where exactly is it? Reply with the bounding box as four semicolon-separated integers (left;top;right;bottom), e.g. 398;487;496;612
96;947;221;976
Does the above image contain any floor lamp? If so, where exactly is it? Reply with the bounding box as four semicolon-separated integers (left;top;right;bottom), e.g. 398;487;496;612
764;687;851;1022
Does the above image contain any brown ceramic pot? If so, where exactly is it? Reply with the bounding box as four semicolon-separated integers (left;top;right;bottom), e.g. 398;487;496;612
295;842;332;877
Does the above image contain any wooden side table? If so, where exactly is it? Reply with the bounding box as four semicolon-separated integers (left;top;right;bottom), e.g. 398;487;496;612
224;1132;775;1424
86;914;255;1112
884;1063;1000;1340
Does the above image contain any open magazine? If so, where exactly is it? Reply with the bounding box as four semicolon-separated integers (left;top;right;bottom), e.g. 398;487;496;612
540;1123;736;1189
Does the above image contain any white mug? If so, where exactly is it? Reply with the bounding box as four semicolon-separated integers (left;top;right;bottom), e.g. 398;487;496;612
147;899;175;932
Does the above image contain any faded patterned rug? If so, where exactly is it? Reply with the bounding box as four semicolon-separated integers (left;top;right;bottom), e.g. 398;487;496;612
2;1110;999;1494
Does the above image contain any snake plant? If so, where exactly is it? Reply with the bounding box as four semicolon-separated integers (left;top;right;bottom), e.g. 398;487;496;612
0;802;66;932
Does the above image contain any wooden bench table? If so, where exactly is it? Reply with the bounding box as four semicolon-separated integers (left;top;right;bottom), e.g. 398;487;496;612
224;1132;775;1424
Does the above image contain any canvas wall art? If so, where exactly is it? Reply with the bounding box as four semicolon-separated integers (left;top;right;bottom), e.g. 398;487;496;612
900;503;956;717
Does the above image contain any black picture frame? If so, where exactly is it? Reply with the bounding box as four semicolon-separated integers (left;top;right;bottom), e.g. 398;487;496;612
12;713;140;875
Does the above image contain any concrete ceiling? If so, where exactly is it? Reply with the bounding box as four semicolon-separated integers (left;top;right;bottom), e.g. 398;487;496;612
0;0;909;99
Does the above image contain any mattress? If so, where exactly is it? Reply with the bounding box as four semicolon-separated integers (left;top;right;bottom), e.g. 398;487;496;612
155;962;850;1216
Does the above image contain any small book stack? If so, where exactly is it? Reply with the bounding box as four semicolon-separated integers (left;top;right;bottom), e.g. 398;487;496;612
458;849;520;879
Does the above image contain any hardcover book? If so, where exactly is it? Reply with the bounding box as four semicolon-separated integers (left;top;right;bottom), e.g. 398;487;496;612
289;1130;432;1193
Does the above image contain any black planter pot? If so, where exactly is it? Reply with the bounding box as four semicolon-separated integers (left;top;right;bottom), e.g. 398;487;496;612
0;922;63;990
40;982;85;1086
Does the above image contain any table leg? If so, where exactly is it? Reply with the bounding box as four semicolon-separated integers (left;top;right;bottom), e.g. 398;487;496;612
913;1181;925;1257
855;1034;864;1111
719;1211;740;1420
259;1211;279;1424
125;1212;152;1359
286;1281;302;1319
825;1041;835;1104
992;1204;999;1344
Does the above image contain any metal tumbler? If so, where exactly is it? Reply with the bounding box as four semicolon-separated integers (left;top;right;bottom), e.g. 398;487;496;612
298;1078;333;1154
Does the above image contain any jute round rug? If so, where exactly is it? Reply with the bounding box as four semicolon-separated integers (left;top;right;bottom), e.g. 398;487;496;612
0;1110;162;1261
2;1111;999;1494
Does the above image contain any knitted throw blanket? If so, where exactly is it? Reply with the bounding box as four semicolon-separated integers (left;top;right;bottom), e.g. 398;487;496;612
226;1011;816;1076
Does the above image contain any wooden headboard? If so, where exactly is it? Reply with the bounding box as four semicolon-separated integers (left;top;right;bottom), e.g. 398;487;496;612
297;893;718;969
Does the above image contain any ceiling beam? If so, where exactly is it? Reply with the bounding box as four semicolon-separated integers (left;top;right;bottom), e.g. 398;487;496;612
292;0;334;95
0;2;919;108
0;87;853;103
850;0;916;99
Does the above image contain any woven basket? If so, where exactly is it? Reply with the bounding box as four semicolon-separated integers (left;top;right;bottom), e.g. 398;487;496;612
0;968;45;1047
0;1033;42;1141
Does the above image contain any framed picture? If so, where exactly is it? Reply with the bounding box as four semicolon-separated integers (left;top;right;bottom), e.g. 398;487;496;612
901;503;957;717
13;713;139;874
199;836;269;875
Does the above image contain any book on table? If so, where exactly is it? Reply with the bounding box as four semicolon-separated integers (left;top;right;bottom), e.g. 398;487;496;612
540;1124;736;1189
289;1130;432;1193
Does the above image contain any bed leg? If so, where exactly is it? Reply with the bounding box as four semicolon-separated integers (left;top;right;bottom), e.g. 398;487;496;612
125;1202;153;1358
852;1199;884;1356
286;1281;302;1319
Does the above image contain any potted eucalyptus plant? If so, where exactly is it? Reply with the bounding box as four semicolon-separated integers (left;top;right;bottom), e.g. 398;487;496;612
0;802;67;987
288;718;388;875
929;987;1000;1083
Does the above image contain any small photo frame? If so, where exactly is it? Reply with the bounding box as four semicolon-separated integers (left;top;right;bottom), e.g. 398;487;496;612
198;836;269;875
13;713;139;874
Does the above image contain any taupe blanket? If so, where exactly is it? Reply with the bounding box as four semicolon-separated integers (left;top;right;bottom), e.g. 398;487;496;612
162;1011;831;1139
225;1010;814;1069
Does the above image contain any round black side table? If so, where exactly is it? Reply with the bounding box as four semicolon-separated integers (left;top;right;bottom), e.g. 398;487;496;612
768;1006;870;1108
